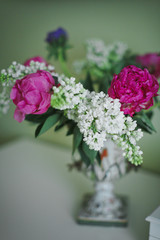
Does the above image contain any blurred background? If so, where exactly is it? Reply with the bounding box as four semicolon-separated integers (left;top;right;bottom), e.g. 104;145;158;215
0;0;160;173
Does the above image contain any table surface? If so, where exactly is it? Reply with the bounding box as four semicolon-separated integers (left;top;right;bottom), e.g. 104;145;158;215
0;138;160;240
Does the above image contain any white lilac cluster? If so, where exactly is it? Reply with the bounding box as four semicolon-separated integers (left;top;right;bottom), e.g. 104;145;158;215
52;76;143;165
112;118;143;165
68;91;125;150
0;87;11;114
0;61;55;115
0;61;55;87
86;39;111;69
74;39;128;73
51;75;87;110
114;42;128;60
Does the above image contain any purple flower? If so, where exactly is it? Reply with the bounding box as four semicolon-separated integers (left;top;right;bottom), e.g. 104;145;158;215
46;27;68;45
108;65;159;116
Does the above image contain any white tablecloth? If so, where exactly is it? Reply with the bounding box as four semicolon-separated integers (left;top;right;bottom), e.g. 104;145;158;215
0;138;160;240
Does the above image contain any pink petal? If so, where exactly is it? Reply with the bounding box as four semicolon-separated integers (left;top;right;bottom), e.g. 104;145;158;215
37;70;55;85
32;76;51;92
14;108;25;123
39;92;51;109
25;90;41;105
10;87;18;100
10;87;23;105
17;100;36;114
21;78;35;92
139;98;153;110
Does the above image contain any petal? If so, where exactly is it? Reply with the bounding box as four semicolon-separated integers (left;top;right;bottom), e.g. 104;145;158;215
10;87;22;105
10;87;18;100
32;76;52;92
139;98;153;110
37;70;55;85
14;107;25;122
21;78;35;92
17;100;36;114
25;90;42;105
39;92;51;109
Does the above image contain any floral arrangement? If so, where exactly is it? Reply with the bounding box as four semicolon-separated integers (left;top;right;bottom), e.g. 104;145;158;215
0;27;159;173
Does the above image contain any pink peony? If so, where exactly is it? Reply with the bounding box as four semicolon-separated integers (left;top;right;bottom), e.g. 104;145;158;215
10;70;55;122
136;53;160;78
108;65;159;116
24;56;48;66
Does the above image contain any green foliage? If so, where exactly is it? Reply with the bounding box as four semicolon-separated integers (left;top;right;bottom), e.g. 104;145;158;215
99;73;112;93
0;74;9;83
141;112;156;132
82;72;94;91
82;141;98;164
72;125;83;154
35;113;61;137
90;68;105;78
25;108;57;124
70;123;100;167
112;60;126;75
133;111;156;134
47;44;72;61
78;142;91;167
96;151;101;165
66;122;76;136
54;116;69;131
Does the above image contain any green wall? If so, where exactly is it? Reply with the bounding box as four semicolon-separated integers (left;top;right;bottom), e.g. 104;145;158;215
0;0;160;173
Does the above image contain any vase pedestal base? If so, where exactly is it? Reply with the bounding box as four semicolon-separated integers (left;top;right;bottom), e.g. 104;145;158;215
77;193;128;227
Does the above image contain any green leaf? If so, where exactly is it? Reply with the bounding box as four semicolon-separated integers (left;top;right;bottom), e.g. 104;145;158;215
141;112;156;132
25;108;56;124
52;76;59;85
54;116;69;131
113;61;125;74
35;113;61;137
98;72;113;93
65;44;73;50
96;152;101;165
82;72;94;91
82;142;97;164
134;117;152;134
66;123;76;136
146;111;153;119
90;68;104;78
72;126;83;154
99;77;109;93
78;143;90;167
25;114;46;124
133;112;156;134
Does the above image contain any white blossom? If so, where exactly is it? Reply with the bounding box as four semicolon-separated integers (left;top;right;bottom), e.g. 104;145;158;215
51;76;143;165
73;39;128;73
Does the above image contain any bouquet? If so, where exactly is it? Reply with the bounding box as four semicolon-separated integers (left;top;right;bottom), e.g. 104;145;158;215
0;27;160;175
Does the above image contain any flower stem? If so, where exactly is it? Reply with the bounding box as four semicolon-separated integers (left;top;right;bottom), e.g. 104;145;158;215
58;48;71;77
